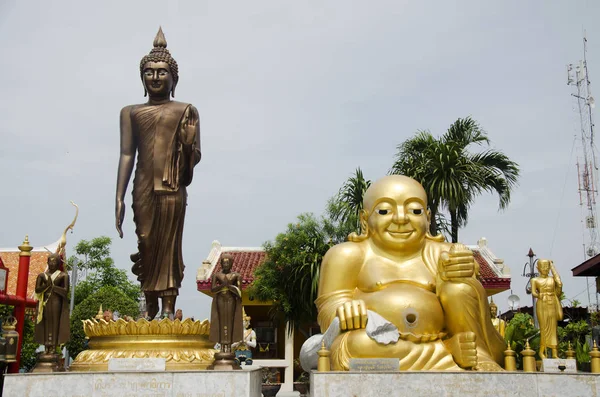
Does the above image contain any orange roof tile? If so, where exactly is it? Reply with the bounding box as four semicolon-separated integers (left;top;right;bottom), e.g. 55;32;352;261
0;251;49;299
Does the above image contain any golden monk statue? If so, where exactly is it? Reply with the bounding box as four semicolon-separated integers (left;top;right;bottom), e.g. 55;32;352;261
116;28;201;319
311;175;505;371
489;298;506;338
531;259;563;359
34;253;70;354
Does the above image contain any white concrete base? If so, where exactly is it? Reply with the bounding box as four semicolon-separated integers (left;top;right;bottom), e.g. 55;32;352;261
311;371;600;397
4;369;262;397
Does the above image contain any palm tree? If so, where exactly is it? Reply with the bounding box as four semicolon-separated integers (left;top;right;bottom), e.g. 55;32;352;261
329;168;372;233
390;117;520;243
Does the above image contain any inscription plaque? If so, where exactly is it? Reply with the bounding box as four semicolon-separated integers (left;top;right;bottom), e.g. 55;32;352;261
541;358;577;373
108;358;166;372
349;358;399;371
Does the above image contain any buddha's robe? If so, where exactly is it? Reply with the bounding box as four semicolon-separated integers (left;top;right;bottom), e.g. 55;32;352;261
535;277;563;347
126;101;200;296
34;270;70;347
209;272;243;346
316;239;505;370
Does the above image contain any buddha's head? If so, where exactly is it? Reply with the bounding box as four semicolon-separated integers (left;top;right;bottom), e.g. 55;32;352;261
175;309;183;320
47;253;61;273
537;259;551;277
221;254;234;273
489;299;498;317
140;27;179;98
361;175;430;255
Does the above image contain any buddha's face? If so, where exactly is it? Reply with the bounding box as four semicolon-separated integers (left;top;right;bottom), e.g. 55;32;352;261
490;305;497;317
243;319;250;329
143;61;173;98
222;258;232;273
47;255;60;272
364;176;430;254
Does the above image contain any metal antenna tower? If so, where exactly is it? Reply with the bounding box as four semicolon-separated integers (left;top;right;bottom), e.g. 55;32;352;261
568;32;598;307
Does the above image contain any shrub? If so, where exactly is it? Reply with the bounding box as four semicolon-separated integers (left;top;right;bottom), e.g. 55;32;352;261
66;286;139;359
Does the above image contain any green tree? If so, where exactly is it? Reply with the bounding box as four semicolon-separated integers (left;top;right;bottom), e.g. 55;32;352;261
329;168;371;232
68;237;140;305
248;210;350;332
558;319;590;365
390;117;520;242
504;313;540;370
66;286;139;359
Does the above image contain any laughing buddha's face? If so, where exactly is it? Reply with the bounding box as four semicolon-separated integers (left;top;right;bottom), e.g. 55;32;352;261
364;175;430;255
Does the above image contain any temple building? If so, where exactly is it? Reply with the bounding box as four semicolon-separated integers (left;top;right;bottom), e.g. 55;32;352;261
197;238;511;391
0;238;61;312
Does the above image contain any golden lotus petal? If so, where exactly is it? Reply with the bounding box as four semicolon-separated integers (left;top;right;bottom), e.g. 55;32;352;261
149;319;161;334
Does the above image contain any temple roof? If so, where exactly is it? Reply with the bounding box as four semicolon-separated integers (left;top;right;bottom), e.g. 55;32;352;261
197;238;511;295
0;239;60;299
571;253;600;277
196;241;266;291
467;237;511;295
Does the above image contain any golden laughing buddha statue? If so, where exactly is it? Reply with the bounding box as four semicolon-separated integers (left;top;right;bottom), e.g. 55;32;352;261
305;175;505;371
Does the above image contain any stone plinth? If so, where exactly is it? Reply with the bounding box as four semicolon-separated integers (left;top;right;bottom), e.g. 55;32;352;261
4;369;262;397
311;371;600;397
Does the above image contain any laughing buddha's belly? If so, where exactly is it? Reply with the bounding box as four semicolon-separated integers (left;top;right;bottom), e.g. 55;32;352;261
354;283;445;336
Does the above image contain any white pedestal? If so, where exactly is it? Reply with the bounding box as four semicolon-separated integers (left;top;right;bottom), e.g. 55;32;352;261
3;369;262;397
311;371;600;397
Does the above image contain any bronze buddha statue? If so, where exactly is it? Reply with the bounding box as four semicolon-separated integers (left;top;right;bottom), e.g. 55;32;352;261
115;28;201;319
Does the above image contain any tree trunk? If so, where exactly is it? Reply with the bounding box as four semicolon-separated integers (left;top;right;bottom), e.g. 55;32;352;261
450;208;458;243
429;203;438;236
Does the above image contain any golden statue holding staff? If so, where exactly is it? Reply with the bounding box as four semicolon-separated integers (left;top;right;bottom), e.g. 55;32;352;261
531;259;563;359
314;175;505;371
115;28;201;319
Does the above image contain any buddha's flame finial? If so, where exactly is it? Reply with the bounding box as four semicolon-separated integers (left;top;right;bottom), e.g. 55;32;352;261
153;27;167;48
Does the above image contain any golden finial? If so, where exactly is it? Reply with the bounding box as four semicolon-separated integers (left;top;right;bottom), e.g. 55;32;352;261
18;235;33;257
153;27;167;48
95;305;103;320
317;341;331;372
503;343;516;371
591;340;600;373
522;340;536;372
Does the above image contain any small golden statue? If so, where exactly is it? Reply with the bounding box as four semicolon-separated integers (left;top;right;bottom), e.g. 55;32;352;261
209;254;243;369
312;175;505;371
490;298;506;338
531;259;563;359
115;27;202;319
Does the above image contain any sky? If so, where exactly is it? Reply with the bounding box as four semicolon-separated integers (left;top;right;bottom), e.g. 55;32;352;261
1;1;600;322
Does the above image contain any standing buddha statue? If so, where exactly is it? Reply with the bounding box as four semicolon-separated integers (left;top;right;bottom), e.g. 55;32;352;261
115;28;201;320
531;259;563;359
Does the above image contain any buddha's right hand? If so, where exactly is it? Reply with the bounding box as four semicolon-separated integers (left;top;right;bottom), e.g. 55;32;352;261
116;199;125;238
336;300;367;331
